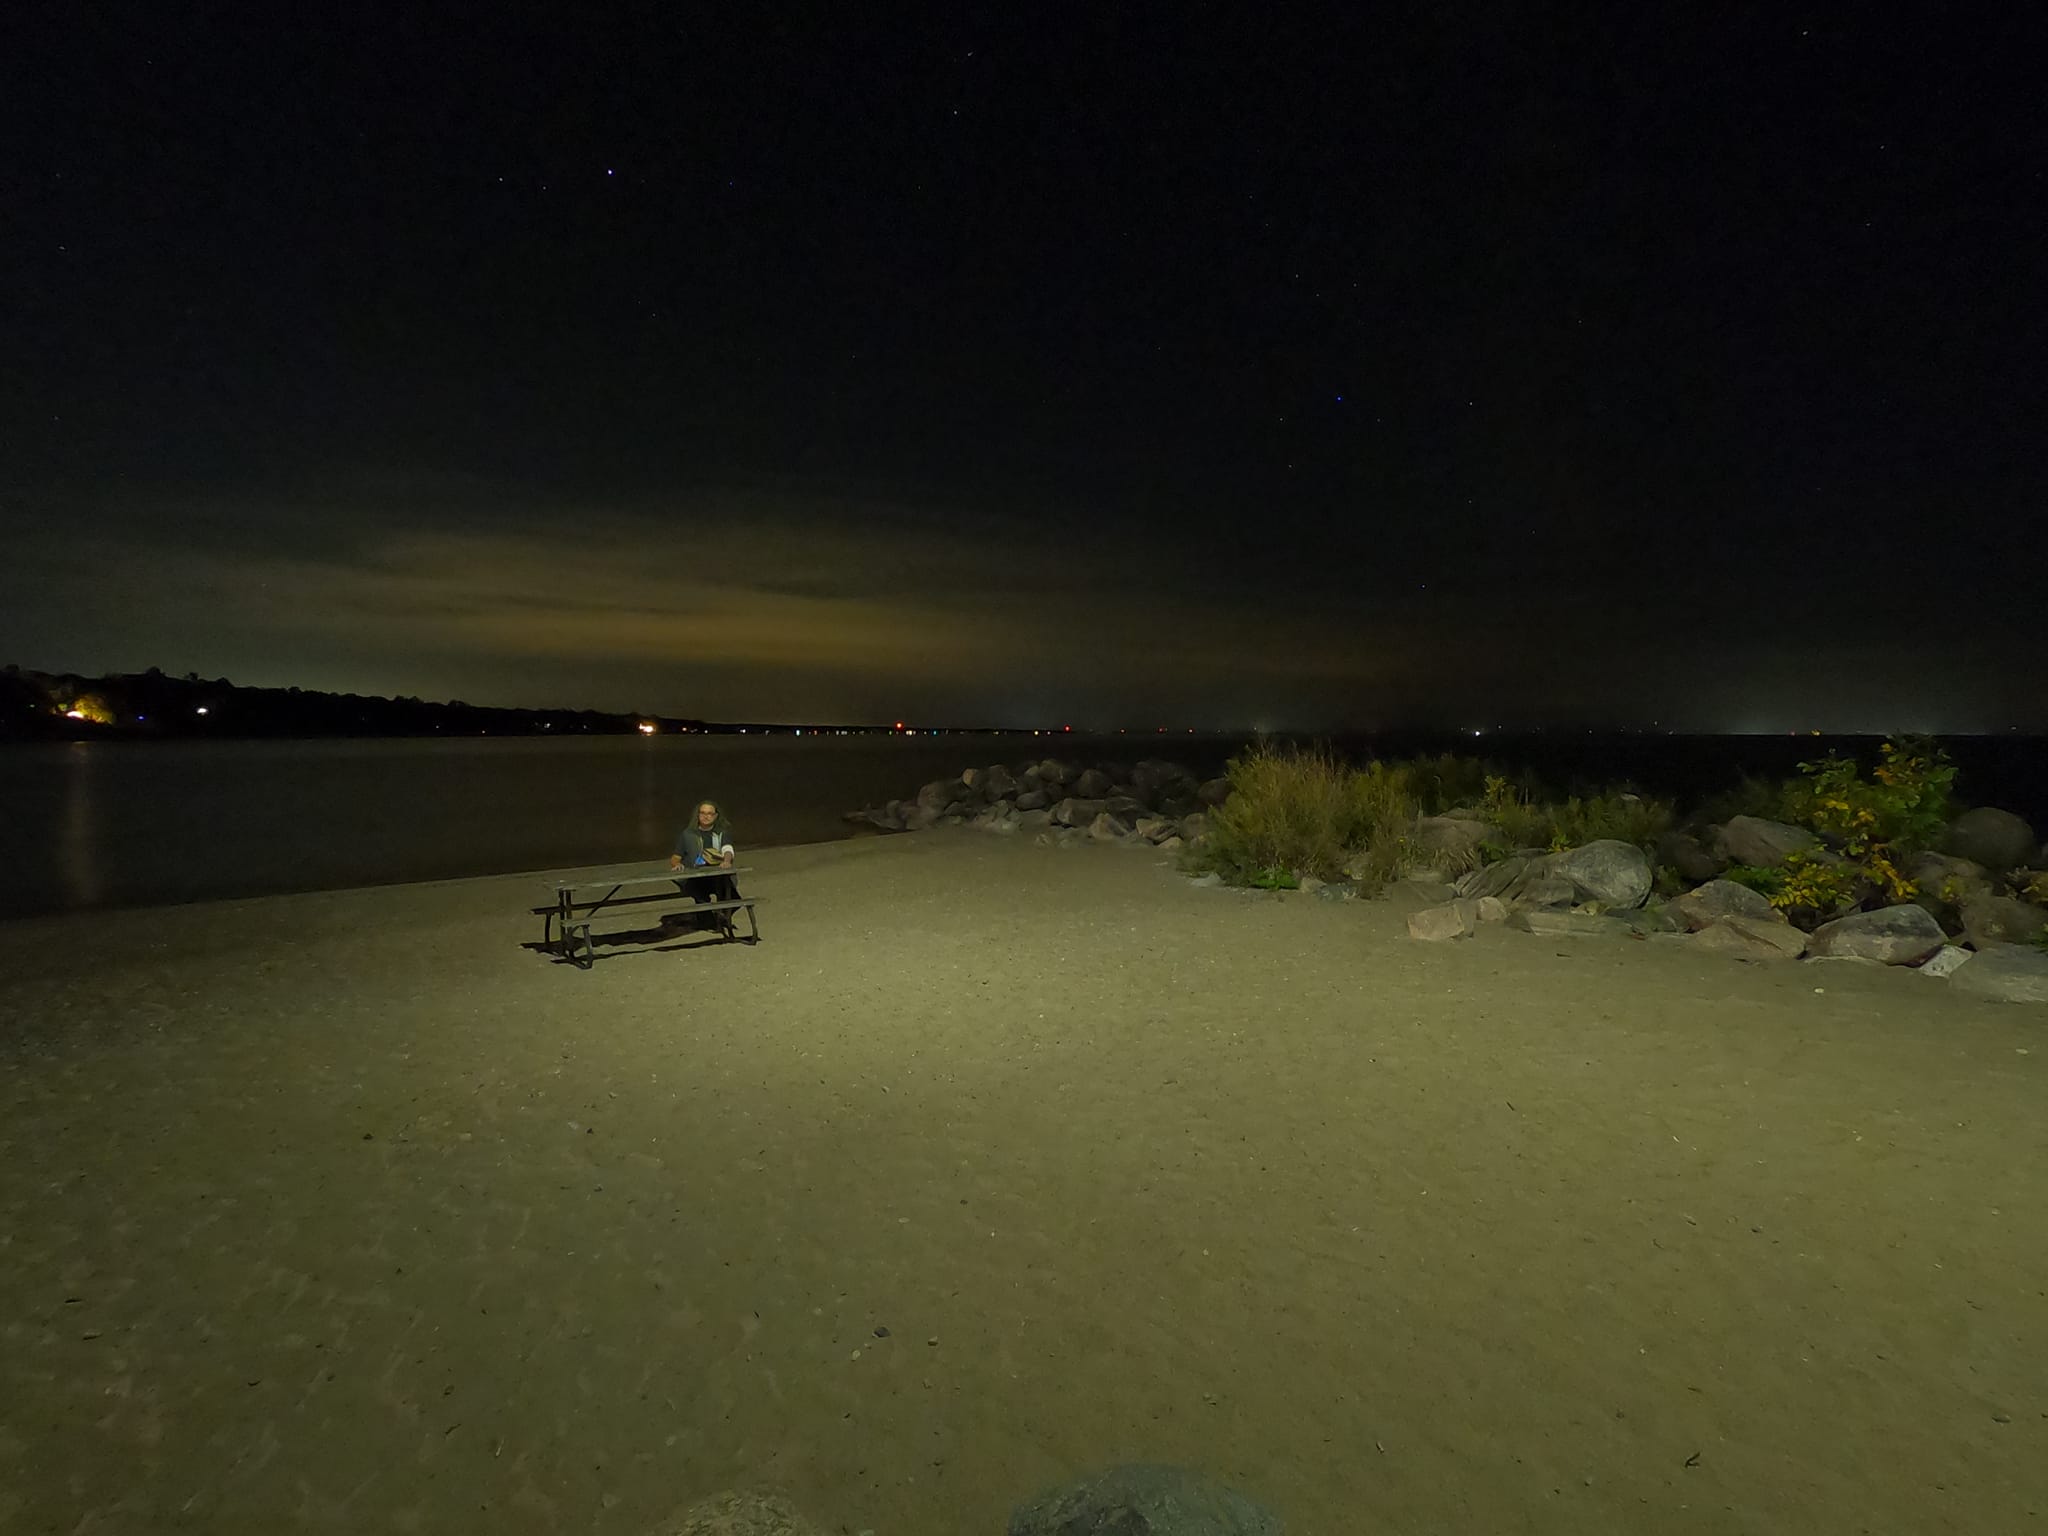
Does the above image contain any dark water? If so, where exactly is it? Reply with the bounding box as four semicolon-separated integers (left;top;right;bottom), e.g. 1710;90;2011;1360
0;733;1235;918
1;731;2039;919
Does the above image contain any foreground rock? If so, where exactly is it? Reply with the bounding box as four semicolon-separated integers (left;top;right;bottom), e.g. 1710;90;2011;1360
1693;916;1808;961
1919;944;1973;978
655;1490;824;1536
1710;815;1818;868
1408;900;1478;941
1959;895;2048;949
1509;909;1629;938
1807;904;1947;966
1550;838;1652;910
1675;878;1780;931
1010;1463;1282;1536
1946;943;2048;1003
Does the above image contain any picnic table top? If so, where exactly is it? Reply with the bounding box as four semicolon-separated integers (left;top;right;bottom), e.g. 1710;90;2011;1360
549;866;752;896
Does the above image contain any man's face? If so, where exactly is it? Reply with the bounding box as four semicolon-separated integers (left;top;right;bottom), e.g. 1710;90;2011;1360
697;804;716;827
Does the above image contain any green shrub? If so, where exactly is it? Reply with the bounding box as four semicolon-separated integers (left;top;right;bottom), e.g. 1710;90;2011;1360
1479;774;1553;849
1548;791;1674;852
1187;742;1419;891
1779;736;1956;906
1190;743;1374;884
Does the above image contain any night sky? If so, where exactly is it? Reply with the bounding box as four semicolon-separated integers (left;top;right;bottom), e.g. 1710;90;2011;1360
7;6;2044;730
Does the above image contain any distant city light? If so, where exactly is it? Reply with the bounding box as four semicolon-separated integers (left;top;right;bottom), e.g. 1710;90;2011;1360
64;709;85;720
195;706;209;715
637;721;657;735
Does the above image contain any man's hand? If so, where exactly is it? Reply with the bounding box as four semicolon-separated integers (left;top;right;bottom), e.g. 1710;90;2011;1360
720;851;735;868
669;855;683;871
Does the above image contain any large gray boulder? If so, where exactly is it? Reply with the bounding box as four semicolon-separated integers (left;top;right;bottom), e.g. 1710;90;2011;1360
1551;839;1652;909
1944;807;2037;872
1959;896;2048;950
1074;767;1115;798
1051;796;1108;828
1947;943;2048;1003
1675;878;1780;931
656;1489;825;1535
1710;816;1819;868
982;763;1022;801
1010;1464;1282;1536
1197;776;1232;807
1808;904;1947;965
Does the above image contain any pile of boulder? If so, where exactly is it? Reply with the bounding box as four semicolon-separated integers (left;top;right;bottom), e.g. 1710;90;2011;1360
848;758;1227;852
1400;806;2048;1005
850;763;2048;1005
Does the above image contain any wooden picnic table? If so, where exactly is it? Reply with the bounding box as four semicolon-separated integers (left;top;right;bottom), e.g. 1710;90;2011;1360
539;865;764;968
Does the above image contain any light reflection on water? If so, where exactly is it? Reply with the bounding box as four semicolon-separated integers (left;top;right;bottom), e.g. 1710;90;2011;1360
58;741;104;910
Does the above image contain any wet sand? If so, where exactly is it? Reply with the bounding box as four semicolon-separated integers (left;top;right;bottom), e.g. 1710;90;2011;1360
1;830;2043;1534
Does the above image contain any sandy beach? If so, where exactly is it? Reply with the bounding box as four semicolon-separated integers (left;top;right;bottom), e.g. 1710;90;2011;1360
1;829;2043;1534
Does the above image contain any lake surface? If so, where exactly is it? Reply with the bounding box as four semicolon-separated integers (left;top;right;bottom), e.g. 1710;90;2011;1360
1;731;2038;918
0;733;1233;918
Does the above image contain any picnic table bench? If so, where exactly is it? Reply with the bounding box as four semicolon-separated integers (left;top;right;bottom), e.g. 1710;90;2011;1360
538;865;764;968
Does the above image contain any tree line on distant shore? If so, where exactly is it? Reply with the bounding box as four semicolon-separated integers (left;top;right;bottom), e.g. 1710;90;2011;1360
0;664;710;741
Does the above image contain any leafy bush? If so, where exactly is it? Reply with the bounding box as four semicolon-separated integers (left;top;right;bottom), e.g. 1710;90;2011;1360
1190;743;1417;886
1477;776;1672;855
1779;737;1955;906
1723;854;1861;928
1549;791;1674;852
1480;775;1551;849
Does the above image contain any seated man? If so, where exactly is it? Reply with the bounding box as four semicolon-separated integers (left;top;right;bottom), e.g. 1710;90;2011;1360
670;799;738;931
